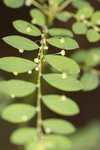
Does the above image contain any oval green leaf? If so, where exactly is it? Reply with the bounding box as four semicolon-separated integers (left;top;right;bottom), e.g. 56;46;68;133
72;0;90;9
0;80;36;98
2;103;36;123
43;74;83;92
72;22;87;35
13;20;41;36
10;128;37;145
48;28;73;37
80;72;99;91
0;57;36;74
3;0;24;8
86;29;100;42
2;35;39;51
45;55;80;75
30;9;46;26
91;11;100;25
47;37;79;50
43;119;76;134
43;95;80;116
77;6;94;19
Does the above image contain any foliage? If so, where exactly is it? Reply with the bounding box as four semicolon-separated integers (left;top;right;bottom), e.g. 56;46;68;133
1;0;100;150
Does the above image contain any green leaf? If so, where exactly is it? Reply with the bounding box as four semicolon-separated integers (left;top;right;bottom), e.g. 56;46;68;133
91;11;100;25
10;128;37;145
1;103;36;123
45;55;80;75
86;29;100;42
77;6;94;19
3;0;24;8
80;73;99;91
0;57;36;74
56;11;70;22
2;35;38;52
72;0;90;9
13;20;41;36
44;135;71;150
48;28;73;37
84;48;100;67
30;9;46;26
72;22;87;35
43;74;83;92
43;119;76;134
47;37;79;50
0;80;36;98
43;95;80;116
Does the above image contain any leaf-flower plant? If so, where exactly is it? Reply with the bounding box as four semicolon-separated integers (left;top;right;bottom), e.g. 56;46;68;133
1;0;100;150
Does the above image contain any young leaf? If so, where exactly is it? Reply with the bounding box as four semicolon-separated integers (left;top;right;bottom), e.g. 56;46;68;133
91;11;100;25
30;9;46;26
47;37;79;50
86;29;100;42
77;6;94;19
2;35;39;51
44;135;71;150
45;55;80;75
1;103;36;123
0;57;36;74
72;0;90;9
10;128;37;145
43;74;83;92
43;119;76;134
0;80;36;98
80;73;99;91
3;0;24;8
72;22;87;35
48;28;73;37
13;20;41;36
56;12;70;22
43;95;80;116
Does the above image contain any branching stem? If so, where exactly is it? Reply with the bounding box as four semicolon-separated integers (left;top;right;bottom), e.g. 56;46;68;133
63;11;100;32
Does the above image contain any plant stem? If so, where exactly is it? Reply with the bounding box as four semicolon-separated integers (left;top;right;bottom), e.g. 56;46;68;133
36;33;47;140
59;0;72;11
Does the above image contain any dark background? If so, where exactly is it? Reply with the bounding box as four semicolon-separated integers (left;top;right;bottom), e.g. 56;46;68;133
0;0;100;149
